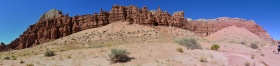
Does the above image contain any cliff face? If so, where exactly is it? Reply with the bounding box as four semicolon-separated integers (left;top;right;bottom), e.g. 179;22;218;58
183;17;273;42
1;5;186;51
0;5;273;52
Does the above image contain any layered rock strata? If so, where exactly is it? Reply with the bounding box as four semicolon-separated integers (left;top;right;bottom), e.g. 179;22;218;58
0;5;273;52
1;5;186;51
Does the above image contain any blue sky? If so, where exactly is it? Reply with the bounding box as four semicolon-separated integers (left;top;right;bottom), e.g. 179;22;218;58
0;0;279;44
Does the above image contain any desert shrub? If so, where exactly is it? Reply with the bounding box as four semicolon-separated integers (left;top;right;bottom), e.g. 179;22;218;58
251;54;255;59
199;56;208;63
26;63;34;66
20;59;24;64
176;47;184;53
109;49;131;64
244;61;250;66
11;55;17;60
240;41;246;45
44;49;55;57
210;44;220;50
175;38;202;50
67;55;71;59
261;53;265;56
250;43;258;49
4;56;10;60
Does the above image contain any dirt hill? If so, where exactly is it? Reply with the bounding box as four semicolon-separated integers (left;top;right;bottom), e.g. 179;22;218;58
206;26;267;44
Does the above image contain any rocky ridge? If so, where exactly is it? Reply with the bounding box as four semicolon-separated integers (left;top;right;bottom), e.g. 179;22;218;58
1;5;186;51
0;5;273;52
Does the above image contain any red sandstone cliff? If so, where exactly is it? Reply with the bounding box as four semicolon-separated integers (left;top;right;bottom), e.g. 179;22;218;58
0;5;273;52
0;5;186;51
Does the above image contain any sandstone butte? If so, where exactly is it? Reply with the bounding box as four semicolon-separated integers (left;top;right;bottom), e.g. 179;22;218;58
0;4;273;51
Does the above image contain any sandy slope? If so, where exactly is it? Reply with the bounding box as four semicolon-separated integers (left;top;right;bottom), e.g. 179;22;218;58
205;26;278;66
1;21;224;66
206;26;267;44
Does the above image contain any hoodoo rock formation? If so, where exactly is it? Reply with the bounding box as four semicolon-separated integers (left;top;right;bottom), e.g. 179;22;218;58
0;5;273;52
0;5;186;51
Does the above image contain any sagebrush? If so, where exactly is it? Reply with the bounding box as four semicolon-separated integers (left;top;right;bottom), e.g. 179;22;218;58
250;43;258;49
210;44;220;50
175;38;202;50
44;49;55;57
109;49;131;64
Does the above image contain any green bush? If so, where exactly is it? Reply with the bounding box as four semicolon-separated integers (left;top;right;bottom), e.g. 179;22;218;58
176;47;184;53
175;38;202;50
210;44;220;50
44;49;55;57
109;49;131;64
250;43;258;49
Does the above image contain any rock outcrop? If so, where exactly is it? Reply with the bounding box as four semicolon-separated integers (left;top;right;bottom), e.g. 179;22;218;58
183;17;273;42
0;42;8;51
39;9;63;21
1;5;186;51
0;5;273;52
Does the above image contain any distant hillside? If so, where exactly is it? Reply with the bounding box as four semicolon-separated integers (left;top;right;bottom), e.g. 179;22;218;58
184;17;273;42
206;26;267;44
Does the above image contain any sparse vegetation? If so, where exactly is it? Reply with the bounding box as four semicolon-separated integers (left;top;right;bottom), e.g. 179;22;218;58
11;55;17;60
210;44;220;50
251;54;255;59
44;49;55;57
26;63;34;66
240;41;246;45
67;55;71;59
261;53;265;56
4;56;10;60
20;59;24;64
250;43;258;49
244;61;250;66
109;49;131;64
176;47;184;53
175;38;202;50
199;56;208;63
